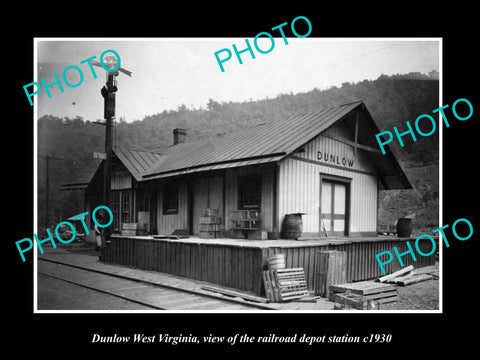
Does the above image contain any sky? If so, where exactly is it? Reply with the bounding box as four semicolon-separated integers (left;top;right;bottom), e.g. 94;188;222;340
34;38;440;123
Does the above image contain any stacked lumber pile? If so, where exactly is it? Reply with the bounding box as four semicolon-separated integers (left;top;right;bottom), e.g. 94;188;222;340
330;281;398;309
262;268;309;302
376;265;434;286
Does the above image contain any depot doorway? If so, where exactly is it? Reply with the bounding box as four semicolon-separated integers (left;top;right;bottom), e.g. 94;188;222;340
320;175;350;237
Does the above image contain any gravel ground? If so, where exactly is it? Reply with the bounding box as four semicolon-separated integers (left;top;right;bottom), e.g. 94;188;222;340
380;263;439;310
37;243;440;311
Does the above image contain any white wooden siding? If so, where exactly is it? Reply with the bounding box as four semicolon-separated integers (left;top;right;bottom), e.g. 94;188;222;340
277;129;378;235
156;183;189;235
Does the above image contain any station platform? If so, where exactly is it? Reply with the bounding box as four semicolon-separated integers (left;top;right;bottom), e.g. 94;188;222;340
37;243;335;311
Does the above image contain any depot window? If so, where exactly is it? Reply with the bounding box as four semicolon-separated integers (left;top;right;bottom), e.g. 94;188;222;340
239;175;262;210
163;184;178;215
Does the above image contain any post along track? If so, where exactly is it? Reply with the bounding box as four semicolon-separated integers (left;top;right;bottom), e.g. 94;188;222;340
37;257;277;311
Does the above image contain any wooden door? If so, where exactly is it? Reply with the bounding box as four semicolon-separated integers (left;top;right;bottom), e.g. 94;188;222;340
321;180;348;236
191;176;224;235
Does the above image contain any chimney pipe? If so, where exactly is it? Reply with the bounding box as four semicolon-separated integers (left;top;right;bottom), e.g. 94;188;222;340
173;128;186;145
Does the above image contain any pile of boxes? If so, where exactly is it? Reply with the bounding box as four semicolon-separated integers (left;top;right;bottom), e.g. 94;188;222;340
230;210;267;239
199;208;224;238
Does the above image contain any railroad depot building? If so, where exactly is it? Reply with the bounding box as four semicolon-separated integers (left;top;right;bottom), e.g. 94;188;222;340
63;101;434;295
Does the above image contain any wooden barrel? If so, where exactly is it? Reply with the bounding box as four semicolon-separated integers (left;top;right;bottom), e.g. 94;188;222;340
282;213;303;239
397;218;413;238
268;254;286;270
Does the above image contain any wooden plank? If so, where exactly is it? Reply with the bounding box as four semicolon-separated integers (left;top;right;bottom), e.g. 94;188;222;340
176;243;183;277
245;248;253;293
200;285;269;303
263;270;275;301
363;291;398;301
212;246;218;284
377;265;414;283
198;244;205;281
395;273;434;286
253;249;263;296
207;245;214;283
271;271;282;302
193;244;199;280
262;271;273;301
238;247;245;291
187;243;194;279
224;246;232;288
231;246;238;290
330;281;397;295
384;271;417;283
182;242;188;278
218;246;225;288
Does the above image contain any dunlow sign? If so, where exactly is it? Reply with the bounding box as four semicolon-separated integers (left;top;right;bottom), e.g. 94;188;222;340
317;151;355;168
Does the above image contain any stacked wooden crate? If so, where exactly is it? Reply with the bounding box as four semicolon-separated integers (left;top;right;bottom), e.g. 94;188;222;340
329;281;398;309
121;222;138;236
230;210;265;239
121;222;149;236
199;209;224;238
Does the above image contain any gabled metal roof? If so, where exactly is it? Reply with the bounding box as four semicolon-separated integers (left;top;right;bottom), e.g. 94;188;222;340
60;148;164;190
113;148;165;181
143;102;362;179
62;102;412;190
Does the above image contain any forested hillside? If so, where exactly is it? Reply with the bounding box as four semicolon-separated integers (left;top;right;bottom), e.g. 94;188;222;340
38;71;440;232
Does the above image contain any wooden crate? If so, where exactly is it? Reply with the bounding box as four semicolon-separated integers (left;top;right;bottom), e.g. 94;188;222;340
122;222;138;230
199;231;217;239
331;293;380;310
315;250;347;298
329;281;397;304
229;229;246;239
121;229;137;236
202;208;220;217
199;224;217;232
199;230;224;239
262;268;309;302
199;216;223;224
247;230;268;240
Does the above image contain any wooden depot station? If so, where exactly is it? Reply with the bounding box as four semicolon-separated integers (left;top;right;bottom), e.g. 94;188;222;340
63;102;435;297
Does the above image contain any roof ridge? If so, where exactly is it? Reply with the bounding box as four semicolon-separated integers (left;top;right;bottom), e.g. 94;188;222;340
115;147;164;155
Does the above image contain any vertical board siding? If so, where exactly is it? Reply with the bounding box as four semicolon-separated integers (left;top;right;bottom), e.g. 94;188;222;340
224;165;275;232
101;238;436;296
278;131;378;235
111;169;132;190
156;183;189;235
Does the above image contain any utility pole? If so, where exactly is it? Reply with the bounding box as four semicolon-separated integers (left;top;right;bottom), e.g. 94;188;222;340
39;154;63;228
93;54;131;243
101;72;116;234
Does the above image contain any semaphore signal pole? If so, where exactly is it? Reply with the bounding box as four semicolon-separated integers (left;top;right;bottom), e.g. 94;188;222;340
101;71;116;235
92;54;131;243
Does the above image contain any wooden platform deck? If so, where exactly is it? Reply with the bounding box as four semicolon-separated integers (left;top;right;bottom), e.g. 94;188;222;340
100;235;437;297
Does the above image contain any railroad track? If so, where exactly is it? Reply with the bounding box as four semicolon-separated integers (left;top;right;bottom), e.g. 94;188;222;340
38;257;277;311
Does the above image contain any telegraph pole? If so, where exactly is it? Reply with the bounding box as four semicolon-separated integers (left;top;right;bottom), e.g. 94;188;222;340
101;72;116;220
39;154;63;228
94;54;131;243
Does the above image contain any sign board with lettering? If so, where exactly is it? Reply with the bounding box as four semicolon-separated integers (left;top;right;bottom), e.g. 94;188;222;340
93;152;107;160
